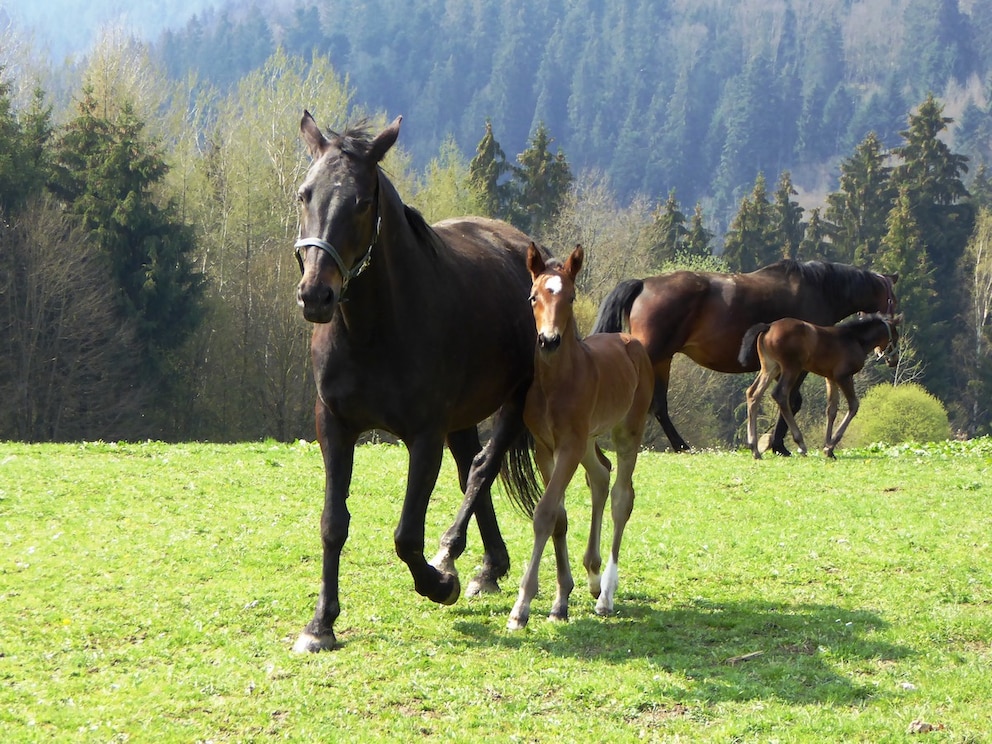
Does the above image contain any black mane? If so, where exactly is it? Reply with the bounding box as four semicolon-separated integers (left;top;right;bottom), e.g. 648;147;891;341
759;259;880;308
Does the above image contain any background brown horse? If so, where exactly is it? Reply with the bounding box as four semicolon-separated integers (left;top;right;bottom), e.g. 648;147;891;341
592;260;898;454
508;244;653;630
293;112;542;652
740;313;901;459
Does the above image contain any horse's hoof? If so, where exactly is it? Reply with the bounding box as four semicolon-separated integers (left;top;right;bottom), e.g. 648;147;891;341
824;449;836;459
292;631;336;653
548;610;569;623
438;573;461;606
507;613;529;630
595;604;613;617
465;576;500;596
588;574;602;599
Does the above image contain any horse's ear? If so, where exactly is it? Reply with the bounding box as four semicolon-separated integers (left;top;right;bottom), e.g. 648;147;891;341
564;244;584;281
526;242;545;279
888;272;899;285
370;115;403;163
300;110;328;158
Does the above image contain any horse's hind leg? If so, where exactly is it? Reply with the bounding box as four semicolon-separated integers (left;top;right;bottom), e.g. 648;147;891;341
771;374;807;455
771;370;808;456
824;376;858;458
745;370;775;460
653;361;691;452
580;442;611;599
596;423;642;616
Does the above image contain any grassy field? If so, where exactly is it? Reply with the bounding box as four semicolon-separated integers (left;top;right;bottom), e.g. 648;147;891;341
1;438;991;742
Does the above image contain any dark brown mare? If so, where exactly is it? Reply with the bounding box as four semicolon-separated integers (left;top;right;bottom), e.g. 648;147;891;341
592;260;898;454
507;244;654;630
292;111;542;652
740;313;900;459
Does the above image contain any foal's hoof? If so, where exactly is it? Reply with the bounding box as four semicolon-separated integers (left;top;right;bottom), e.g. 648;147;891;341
292;630;336;653
823;448;837;459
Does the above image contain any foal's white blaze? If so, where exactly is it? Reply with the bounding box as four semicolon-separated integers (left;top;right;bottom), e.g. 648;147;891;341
545;275;564;295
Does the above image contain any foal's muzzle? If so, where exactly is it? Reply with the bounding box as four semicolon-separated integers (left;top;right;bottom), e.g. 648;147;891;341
538;332;562;351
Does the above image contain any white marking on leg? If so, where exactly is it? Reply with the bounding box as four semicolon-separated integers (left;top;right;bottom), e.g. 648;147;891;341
595;558;619;615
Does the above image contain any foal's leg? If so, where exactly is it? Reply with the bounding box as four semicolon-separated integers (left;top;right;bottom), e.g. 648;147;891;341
824;379;841;455
771;370;809;456
508;444;579;630
596;421;642;616
548;502;574;623
771;373;807;455
824;375;859;459
580;442;611;599
745;370;775;460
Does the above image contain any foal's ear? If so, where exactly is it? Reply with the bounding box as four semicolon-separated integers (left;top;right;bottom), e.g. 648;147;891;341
369;115;403;163
300;110;328;158
526;242;545;279
564;244;584;281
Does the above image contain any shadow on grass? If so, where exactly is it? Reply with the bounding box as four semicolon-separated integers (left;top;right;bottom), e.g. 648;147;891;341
449;595;911;706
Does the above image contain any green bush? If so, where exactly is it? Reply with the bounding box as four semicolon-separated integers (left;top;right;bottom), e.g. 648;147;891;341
844;382;951;447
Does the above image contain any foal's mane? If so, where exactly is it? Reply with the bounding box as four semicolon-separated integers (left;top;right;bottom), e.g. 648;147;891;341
759;259;880;305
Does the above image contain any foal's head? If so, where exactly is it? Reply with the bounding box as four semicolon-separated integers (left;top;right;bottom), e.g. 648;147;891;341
866;313;902;367
527;243;584;352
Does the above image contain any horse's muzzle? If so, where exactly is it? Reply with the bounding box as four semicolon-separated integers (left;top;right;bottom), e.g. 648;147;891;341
538;333;561;351
297;281;337;323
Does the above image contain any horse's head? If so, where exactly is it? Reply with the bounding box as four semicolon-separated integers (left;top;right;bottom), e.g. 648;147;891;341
873;271;900;316
295;111;401;323
527;243;583;353
874;314;902;368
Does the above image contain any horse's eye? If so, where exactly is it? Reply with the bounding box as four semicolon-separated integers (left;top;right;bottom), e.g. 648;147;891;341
528;294;536;304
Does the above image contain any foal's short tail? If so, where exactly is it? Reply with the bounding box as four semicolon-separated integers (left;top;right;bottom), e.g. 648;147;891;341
592;279;644;334
498;428;543;518
738;323;771;368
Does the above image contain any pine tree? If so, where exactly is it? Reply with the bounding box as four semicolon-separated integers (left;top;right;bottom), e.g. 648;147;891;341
685;203;713;258
824;131;894;266
644;189;688;267
797;207;829;261
773;171;805;259
468;119;511;219
508;121;573;237
52;88;203;383
722;173;781;272
878;184;935;339
890;94;974;402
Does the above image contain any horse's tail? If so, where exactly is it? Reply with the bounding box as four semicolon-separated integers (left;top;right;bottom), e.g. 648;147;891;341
592;278;644;334
738;323;771;368
498;428;543;518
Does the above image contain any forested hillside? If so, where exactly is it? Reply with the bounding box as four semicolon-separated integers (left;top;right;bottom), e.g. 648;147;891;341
146;0;992;224
2;0;992;445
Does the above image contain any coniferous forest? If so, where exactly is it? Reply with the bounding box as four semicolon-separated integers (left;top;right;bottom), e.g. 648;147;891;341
2;0;992;445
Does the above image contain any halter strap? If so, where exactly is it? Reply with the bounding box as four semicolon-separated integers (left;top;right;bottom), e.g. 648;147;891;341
875;273;895;316
294;176;381;295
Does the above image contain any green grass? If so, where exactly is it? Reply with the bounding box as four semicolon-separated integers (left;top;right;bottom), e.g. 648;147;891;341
2;439;991;742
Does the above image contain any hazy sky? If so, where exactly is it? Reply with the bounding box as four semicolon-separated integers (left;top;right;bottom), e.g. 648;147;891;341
2;0;218;61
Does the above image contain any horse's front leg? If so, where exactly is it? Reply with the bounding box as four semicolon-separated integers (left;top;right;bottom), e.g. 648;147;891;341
548;502;574;622
293;402;357;653
395;433;460;605
432;398;528;596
